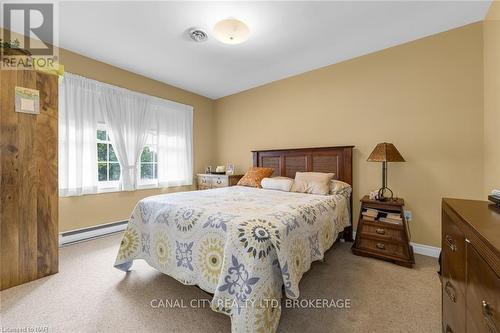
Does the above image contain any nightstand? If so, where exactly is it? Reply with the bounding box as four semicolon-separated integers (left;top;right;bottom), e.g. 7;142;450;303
352;195;415;268
196;174;243;190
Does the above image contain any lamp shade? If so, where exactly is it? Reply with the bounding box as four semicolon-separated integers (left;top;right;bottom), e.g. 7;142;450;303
367;142;405;162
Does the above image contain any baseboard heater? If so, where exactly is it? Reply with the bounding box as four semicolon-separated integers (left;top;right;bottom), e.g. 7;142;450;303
59;220;128;247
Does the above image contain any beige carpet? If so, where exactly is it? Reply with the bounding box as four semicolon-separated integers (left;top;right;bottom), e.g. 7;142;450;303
0;234;441;333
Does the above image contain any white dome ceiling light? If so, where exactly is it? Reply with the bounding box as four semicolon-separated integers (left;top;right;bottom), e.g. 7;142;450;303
213;18;250;45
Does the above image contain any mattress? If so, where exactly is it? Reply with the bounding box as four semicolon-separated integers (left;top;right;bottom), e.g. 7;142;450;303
114;185;351;333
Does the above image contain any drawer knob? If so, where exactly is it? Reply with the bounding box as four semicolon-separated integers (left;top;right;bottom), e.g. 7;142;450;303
445;235;457;252
375;228;385;235
376;243;385;250
216;180;222;184
444;281;457;303
482;300;500;333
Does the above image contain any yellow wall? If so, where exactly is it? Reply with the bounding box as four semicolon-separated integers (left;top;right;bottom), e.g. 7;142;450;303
56;49;215;231
214;23;485;247
4;18;497;248
484;1;500;196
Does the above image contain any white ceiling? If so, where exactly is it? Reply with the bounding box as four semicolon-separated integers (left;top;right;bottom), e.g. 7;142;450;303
55;1;491;99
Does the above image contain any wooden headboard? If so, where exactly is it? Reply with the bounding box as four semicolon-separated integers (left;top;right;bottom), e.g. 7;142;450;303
252;145;354;241
252;146;354;185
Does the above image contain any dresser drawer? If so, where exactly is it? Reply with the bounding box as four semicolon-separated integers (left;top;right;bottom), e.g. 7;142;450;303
197;175;212;189
361;222;403;241
466;243;500;333
442;210;466;295
442;275;466;333
357;237;406;258
211;176;228;188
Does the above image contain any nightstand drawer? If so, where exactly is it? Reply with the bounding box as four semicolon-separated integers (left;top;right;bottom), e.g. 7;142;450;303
361;222;403;240
357;237;406;258
211;176;228;188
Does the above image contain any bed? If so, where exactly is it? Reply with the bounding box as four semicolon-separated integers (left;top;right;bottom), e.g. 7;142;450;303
114;146;354;333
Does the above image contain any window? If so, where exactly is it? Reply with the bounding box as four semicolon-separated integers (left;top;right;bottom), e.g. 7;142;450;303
97;127;120;188
59;72;193;197
139;132;158;186
96;128;159;190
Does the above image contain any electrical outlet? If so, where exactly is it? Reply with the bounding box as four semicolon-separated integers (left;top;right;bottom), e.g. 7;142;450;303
404;210;412;222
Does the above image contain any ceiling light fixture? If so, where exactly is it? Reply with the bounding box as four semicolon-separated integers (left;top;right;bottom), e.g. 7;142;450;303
213;18;250;45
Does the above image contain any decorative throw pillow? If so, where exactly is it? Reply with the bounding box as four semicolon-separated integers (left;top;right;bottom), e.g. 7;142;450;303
291;172;335;195
261;177;294;192
237;167;274;188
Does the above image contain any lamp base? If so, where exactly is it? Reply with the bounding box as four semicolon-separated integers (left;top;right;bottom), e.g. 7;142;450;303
377;187;394;201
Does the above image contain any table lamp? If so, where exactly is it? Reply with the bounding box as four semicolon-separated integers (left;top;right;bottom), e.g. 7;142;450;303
367;142;405;201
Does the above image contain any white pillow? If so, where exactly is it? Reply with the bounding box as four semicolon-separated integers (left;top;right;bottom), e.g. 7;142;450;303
261;177;294;192
329;180;352;195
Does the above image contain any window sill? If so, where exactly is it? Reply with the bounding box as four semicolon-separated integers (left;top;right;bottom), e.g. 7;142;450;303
97;185;158;194
96;181;177;193
61;182;193;198
137;183;159;190
97;187;122;194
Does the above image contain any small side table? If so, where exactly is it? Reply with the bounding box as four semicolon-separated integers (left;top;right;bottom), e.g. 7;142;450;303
352;195;415;268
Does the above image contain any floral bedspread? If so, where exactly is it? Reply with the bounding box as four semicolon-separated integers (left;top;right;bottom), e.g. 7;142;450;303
114;185;351;333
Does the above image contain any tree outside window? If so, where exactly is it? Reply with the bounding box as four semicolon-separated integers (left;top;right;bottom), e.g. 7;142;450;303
97;128;121;187
139;132;158;186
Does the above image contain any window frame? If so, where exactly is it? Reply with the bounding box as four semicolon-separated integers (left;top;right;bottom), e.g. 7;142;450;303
96;124;121;191
137;130;159;188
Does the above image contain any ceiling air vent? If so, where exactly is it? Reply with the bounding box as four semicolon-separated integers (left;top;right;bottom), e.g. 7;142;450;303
189;28;208;42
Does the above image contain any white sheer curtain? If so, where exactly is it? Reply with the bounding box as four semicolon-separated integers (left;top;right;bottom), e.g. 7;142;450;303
101;88;151;191
59;73;101;196
59;72;193;197
153;101;193;187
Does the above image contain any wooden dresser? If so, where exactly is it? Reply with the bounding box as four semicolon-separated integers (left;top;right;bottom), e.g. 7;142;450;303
196;173;243;190
442;198;500;333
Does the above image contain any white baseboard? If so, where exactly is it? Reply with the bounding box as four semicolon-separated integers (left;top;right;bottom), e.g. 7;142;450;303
59;220;127;246
352;231;440;258
410;242;441;258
